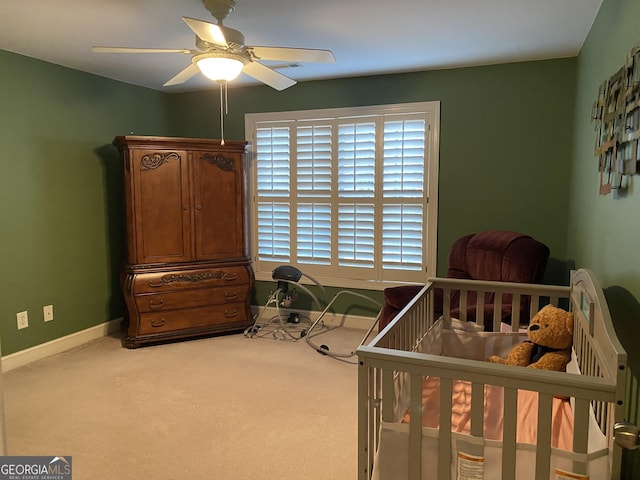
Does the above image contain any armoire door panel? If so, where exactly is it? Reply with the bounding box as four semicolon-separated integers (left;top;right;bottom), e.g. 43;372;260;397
193;151;243;259
132;149;192;264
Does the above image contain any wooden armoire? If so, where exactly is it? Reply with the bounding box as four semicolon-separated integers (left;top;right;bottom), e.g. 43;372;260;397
113;136;254;348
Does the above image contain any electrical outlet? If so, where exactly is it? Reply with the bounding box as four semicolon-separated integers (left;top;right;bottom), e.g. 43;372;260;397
17;311;29;330
43;304;54;322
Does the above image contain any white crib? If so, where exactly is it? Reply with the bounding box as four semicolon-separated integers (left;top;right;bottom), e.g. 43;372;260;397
357;269;628;480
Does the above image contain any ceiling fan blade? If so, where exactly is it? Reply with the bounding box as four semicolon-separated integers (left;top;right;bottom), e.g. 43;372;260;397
182;17;227;47
242;62;297;91
249;46;335;63
92;46;194;54
164;63;200;87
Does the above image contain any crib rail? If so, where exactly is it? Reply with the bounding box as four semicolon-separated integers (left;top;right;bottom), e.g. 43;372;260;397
435;276;570;331
357;271;627;480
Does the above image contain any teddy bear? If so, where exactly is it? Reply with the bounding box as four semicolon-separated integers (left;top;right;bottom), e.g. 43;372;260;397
487;304;574;371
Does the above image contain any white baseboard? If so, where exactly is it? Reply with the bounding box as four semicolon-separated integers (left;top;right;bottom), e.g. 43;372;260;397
2;318;123;372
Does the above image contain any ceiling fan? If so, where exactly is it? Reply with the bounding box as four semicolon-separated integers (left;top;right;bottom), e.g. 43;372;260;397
92;0;335;90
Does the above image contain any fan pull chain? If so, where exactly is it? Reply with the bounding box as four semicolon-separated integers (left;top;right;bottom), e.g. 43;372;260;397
219;80;226;146
225;80;229;114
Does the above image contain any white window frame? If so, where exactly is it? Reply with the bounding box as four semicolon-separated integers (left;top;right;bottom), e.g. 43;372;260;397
245;101;440;290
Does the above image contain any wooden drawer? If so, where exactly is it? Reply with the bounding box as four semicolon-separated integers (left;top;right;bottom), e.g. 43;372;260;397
132;265;250;294
137;303;249;335
134;286;248;313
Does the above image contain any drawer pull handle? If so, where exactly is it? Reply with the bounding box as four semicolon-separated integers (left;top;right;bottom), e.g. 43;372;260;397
150;318;166;328
224;292;238;301
224;273;238;281
149;299;164;309
224;309;238;318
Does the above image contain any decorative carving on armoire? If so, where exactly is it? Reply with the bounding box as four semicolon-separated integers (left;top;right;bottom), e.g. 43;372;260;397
200;153;235;171
147;271;224;287
113;135;254;348
141;152;181;169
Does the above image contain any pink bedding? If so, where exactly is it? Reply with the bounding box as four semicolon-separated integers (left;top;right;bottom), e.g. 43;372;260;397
402;377;574;450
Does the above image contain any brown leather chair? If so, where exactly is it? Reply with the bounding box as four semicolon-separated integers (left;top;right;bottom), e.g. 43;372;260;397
379;230;550;330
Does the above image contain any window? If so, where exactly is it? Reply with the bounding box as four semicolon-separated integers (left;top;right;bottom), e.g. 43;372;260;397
245;102;439;289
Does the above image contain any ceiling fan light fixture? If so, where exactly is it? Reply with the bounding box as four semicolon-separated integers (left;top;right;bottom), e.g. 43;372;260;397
195;53;247;82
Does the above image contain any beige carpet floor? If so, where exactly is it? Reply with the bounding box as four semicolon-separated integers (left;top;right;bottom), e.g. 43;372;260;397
3;325;366;479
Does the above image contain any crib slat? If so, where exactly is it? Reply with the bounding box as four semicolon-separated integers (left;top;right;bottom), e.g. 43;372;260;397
535;393;553;480
511;293;521;329
358;360;373;480
470;383;484;437
443;287;451;320
382;370;394;422
502;387;518;479
439;378;453;480
572;397;590;475
459;290;468;322
530;294;540;317
476;293;485;328
493;295;502;331
409;373;423;480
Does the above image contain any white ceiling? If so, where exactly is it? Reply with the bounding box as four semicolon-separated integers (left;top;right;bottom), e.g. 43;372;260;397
0;0;602;92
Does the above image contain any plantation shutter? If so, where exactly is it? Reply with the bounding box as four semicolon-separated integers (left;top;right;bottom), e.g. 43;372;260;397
336;121;376;277
297;124;332;266
248;102;438;285
256;125;291;261
382;118;426;272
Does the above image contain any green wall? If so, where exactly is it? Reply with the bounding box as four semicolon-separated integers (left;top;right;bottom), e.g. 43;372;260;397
568;0;640;475
0;50;170;355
